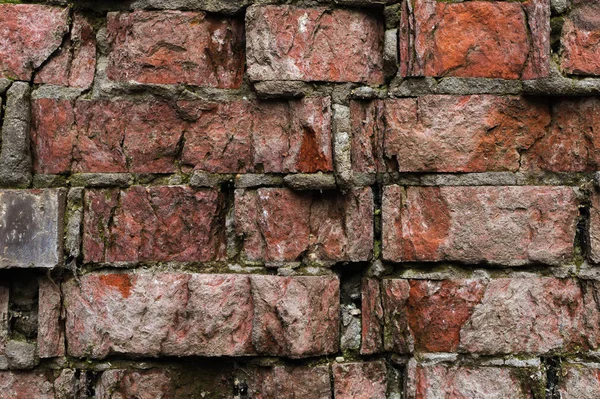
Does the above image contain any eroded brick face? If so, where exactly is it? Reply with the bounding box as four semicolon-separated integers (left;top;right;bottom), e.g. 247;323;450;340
31;97;332;174
83;186;226;263
106;11;245;87
401;0;550;79
561;2;600;76
382;186;578;266
247;6;384;83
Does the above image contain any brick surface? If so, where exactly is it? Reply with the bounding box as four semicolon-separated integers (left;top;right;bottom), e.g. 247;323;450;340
333;361;387;399
0;372;56;399
361;279;383;355
0;190;65;269
558;365;600;399
251;275;339;357
35;14;96;89
247;6;384;83
83;187;225;263
106;11;244;87
64;273;339;359
369;278;600;355
31;97;332;174
406;363;536;399
401;0;549;79
96;369;173;399
351;96;550;173
37;277;64;358
561;3;600;76
235;187;373;263
591;191;600;264
0;5;69;80
521;97;600;172
382;186;578;266
248;365;331;399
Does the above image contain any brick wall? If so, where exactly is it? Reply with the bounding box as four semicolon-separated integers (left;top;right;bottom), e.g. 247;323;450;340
1;0;600;397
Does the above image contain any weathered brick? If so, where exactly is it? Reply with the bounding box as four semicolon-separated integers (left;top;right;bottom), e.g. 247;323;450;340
82;186;225;263
35;14;96;89
0;189;65;269
248;365;331;399
0;283;7;369
0;371;55;399
235;187;373;263
251;275;339;357
64;273;254;358
561;3;600;76
405;279;486;353
333;361;387;399
521;97;600;172
591;192;600;264
382;186;578;266
351;96;550;173
406;363;537;399
246;6;384;84
31;97;332;174
361;278;383;354
401;0;550;79
37;277;64;358
64;273;339;359
106;10;244;87
0;5;69;80
96;369;172;399
558;365;600;399
372;278;600;355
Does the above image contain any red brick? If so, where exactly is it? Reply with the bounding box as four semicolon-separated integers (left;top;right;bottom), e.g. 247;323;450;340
246;6;383;84
235;187;373;263
64;273;254;358
381;279;411;353
251;275;339;358
459;278;600;354
590;192;600;264
361;279;383;355
31;97;332;174
248;365;331;399
407;363;536;399
35;14;96;89
382;186;578;266
0;5;69;80
561;3;600;76
106;11;244;88
82;187;225;263
521;98;600;172
375;278;600;355
96;369;173;399
558;365;600;399
351;96;549;173
401;0;549;79
0;372;56;399
406;280;485;352
37;277;64;358
333;361;387;399
65;273;339;359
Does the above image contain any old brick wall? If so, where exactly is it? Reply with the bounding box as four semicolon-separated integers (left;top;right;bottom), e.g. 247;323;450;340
1;0;600;397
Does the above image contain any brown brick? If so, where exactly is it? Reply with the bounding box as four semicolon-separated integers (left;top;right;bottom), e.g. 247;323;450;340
83;186;225;263
382;186;578;266
235;187;373;263
401;0;549;79
247;6;384;84
37;277;64;358
361;278;383;355
106;11;244;88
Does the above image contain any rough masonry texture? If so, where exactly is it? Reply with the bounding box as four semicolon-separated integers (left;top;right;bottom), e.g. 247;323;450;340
2;0;600;397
